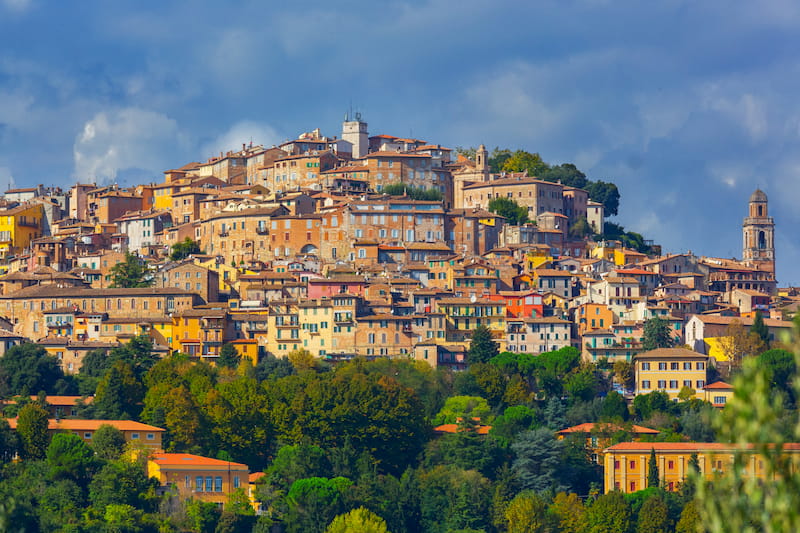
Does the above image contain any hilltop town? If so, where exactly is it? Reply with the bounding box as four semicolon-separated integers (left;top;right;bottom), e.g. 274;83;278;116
0;116;796;531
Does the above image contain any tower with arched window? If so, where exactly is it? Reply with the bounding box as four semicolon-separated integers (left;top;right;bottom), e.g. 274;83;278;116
742;189;775;273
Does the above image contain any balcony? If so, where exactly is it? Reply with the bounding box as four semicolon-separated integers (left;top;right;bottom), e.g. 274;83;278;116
17;219;39;228
219;230;229;237
256;226;268;235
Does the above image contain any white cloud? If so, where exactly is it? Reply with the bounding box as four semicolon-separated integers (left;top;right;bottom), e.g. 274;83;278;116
201;120;283;159
73;108;190;183
2;0;31;12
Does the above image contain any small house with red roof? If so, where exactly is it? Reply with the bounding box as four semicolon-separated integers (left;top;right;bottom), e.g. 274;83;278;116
147;453;250;505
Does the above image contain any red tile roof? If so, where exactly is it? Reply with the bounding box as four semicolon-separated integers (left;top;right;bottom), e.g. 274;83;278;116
557;422;659;435
150;453;248;468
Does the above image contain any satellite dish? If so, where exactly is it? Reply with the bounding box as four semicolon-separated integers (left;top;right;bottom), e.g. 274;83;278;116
470;294;477;303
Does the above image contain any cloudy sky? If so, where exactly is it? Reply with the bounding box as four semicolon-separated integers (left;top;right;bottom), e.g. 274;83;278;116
2;0;799;282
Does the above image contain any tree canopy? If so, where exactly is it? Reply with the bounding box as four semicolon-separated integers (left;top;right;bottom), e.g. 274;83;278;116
169;237;203;261
109;252;152;288
487;197;529;225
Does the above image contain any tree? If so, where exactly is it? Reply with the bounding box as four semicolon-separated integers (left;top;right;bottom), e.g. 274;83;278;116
642;317;674;351
88;459;159;513
286;477;352;533
93;360;145;419
569;215;593;239
582;490;632;533
750;310;770;348
601;391;629;421
381;183;443;201
433;395;491;425
501;150;549;176
540;163;588;189
16;402;49;460
46;432;97;487
110;251;152;288
91;424;127;460
549;492;585;533
585;180;620;216
170;237;202;261
0;419;16;464
717;320;766;370
487;197;529;225
647;447;659;487
636;493;670;533
326;507;389;533
758;348;796;402
692;320;800;532
287;348;318;373
0;343;64;396
504;491;549;533
217;343;241;369
467;325;499;365
512;428;565;493
613;360;635;392
675;500;700;533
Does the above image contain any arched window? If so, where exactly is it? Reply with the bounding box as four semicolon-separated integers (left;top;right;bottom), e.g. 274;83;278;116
758;231;766;249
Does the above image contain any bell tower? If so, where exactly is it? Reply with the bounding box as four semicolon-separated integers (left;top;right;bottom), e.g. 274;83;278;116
742;189;775;273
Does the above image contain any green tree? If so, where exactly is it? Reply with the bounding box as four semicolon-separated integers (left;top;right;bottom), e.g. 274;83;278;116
467;325;499;365
170;237;202;261
489;148;513;172
540;163;588;188
217;343;241;369
675;500;700;533
487;196;529;225
750;310;770;348
613;360;635;392
286;476;352;533
505;491;549;533
692;320;800;531
585;180;620;216
418;466;492;533
93;360;145;419
326;507;389;533
569;215;593;239
433;395;491;425
512;428;565;493
91;423;127;460
0;419;17;463
110;251;152;288
501;150;549;176
636;493;670;533
46;432;97;486
758;348;796;402
601;391;629;421
647;447;659;488
0;342;64;395
549;492;585;533
16;402;49;460
642;317;674;351
88;459;159;513
287;348;318;373
582;490;632;533
381;183;443;201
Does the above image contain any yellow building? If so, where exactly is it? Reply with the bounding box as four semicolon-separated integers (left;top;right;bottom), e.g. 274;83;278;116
147;453;249;505
634;347;710;399
557;422;660;464
436;297;506;345
603;442;800;493
171;309;228;360
0;203;44;262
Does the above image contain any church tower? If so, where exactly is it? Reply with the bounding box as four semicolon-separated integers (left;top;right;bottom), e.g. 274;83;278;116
342;111;368;159
742;189;775;273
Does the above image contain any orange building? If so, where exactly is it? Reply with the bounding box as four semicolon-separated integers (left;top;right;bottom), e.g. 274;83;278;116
147;453;249;505
6;418;164;450
603;442;800;493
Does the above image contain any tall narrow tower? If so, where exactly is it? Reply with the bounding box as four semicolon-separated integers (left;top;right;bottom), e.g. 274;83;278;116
742;189;775;273
342;111;368;159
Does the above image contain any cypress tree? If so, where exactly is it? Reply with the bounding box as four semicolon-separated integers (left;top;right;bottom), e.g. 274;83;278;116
647;447;660;488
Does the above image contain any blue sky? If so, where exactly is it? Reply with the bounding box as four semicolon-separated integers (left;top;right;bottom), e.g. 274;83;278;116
2;0;800;282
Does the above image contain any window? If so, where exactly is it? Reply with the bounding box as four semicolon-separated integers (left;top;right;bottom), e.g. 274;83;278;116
629;460;636;469
670;362;679;370
214;476;223;492
696;380;705;388
714;396;727;405
657;380;666;388
683;362;692;370
668;460;674;470
196;476;203;492
669;380;678;388
683;380;692;387
146;433;155;440
658;362;667;370
233;476;240;489
641;380;651;389
641;362;650;370
614;460;620;470
131;433;140;439
205;476;213;492
185;475;191;488
696;362;705;370
84;432;92;439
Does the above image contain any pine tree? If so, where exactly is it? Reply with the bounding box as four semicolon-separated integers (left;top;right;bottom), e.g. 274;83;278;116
642;317;674;351
647;447;659;488
217;343;241;369
109;252;152;288
750;310;770;349
467;325;499;365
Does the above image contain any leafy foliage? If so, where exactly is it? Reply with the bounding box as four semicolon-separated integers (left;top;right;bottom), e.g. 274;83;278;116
0;343;65;396
642;317;674;351
381;183;443;201
467;325;499;365
169;237;202;261
488;197;529;225
110;251;153;288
